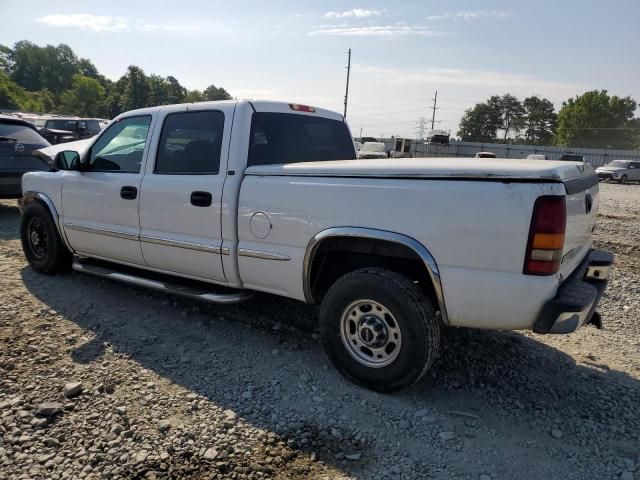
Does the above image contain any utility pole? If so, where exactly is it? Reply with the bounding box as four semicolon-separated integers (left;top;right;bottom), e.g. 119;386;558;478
430;90;438;130
416;116;426;140
343;48;351;118
359;126;363;139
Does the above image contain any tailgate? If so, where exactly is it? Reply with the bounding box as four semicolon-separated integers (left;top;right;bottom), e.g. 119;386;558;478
558;175;599;278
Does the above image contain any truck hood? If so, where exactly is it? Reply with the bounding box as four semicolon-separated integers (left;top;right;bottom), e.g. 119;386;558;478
33;138;93;162
595;166;625;173
246;157;595;183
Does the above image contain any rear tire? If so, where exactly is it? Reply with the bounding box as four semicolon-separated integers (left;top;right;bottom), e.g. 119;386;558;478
20;202;72;274
320;268;440;392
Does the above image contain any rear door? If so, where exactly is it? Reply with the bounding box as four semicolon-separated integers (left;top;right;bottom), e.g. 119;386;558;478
138;104;232;283
61;115;154;265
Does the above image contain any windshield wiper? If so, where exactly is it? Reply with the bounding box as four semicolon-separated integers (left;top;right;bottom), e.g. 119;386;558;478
0;136;17;142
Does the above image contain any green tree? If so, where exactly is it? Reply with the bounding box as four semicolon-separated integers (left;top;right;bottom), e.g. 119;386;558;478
458;103;499;142
147;74;170;105
119;65;150;111
203;84;232;101
10;41;78;94
165;76;185;104
555;90;638;149
498;94;525;141
60;74;105;116
184;89;205;102
523;96;557;145
0;44;13;75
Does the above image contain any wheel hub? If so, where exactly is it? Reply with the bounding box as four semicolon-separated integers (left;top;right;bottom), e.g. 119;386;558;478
339;299;402;368
358;315;388;347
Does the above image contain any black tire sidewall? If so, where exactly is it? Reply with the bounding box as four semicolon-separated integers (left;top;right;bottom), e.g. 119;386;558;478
320;270;438;392
20;202;70;273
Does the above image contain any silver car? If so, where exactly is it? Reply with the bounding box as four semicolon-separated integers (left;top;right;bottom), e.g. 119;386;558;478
596;160;640;184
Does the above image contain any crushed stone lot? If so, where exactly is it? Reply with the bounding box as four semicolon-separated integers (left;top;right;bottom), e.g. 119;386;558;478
0;182;639;480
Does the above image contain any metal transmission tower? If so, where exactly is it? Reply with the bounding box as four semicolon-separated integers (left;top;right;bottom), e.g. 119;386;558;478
417;117;427;139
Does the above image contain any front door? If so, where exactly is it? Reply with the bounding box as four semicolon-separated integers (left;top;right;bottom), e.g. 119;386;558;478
138;106;230;283
61;115;154;265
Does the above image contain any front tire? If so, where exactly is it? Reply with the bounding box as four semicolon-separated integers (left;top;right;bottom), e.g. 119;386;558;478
20;202;72;274
619;175;628;184
320;268;440;392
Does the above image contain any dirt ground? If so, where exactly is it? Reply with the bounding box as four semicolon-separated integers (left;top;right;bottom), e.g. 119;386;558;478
0;182;639;480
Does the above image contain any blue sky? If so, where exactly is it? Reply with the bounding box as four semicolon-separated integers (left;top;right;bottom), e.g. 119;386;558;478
1;0;639;136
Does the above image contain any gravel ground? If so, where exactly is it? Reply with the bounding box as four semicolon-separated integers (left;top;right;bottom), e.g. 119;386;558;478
0;182;639;480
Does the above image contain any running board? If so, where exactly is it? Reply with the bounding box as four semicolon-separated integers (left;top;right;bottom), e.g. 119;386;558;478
72;260;252;305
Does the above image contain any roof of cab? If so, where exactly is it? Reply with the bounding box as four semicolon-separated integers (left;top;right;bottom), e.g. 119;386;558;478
113;100;344;122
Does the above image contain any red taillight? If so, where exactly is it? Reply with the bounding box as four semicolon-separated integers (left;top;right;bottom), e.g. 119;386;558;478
289;103;315;113
523;196;566;275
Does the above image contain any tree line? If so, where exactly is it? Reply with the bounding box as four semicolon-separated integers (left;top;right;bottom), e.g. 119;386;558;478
457;91;640;150
0;40;231;119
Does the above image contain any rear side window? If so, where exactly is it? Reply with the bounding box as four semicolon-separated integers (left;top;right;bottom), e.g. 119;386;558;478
0;122;46;143
248;113;356;166
155;111;224;174
87;121;101;135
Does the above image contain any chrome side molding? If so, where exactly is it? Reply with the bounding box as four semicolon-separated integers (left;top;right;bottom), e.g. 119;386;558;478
303;227;449;324
64;223;139;241
72;260;252;305
238;248;291;261
140;234;223;254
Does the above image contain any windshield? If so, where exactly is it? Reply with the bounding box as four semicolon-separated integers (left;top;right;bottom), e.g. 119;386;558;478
362;142;385;152
607;160;630;168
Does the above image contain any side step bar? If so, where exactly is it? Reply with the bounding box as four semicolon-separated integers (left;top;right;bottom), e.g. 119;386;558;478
72;260;252;305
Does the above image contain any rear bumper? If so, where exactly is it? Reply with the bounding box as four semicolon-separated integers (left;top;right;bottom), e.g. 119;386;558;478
597;172;614;180
533;249;614;334
0;173;23;198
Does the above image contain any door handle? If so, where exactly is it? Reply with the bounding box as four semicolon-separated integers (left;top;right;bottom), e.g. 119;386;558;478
120;186;137;200
190;191;212;207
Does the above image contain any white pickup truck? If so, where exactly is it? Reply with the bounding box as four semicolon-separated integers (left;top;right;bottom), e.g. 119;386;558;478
20;100;613;392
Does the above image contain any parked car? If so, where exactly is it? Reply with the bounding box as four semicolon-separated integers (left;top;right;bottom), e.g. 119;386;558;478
595;160;640;183
21;100;612;392
474;151;496;158
0;114;51;199
426;130;450;145
39;117;103;145
358;141;388;159
560;154;584;162
526;154;547;160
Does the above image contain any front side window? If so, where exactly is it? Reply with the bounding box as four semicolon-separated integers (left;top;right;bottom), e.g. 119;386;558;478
248;113;356;166
155;111;224;174
89;116;151;173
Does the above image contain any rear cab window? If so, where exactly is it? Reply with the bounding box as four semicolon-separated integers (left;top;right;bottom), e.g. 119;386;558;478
248;113;356;166
155;111;225;174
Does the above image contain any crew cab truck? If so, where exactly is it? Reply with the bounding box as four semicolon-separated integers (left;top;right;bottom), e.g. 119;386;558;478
20;100;613;392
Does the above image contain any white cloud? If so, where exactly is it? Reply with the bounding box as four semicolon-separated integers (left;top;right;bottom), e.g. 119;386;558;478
323;9;381;19
310;24;448;37
426;10;509;21
36;14;201;33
